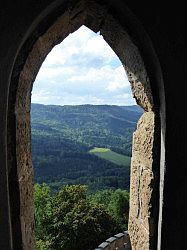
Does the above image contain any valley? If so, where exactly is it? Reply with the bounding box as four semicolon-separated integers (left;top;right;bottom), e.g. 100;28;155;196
31;103;143;193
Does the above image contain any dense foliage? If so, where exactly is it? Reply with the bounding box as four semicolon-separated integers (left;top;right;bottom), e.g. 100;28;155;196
34;183;52;247
89;189;129;230
31;104;142;192
34;184;126;250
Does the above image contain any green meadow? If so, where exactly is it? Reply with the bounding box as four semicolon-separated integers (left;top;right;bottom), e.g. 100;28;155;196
89;147;131;166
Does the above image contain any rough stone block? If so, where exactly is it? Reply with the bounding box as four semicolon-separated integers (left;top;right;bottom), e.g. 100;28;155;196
98;241;110;249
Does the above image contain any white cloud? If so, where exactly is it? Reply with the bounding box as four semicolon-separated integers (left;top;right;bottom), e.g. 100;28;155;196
36;66;74;81
106;82;123;91
32;25;134;106
106;65;129;92
83;34;116;61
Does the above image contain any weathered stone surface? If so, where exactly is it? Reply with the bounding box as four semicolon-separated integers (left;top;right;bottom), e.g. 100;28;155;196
4;0;187;249
100;14;153;112
129;111;155;250
98;241;110;249
7;1;157;249
95;231;131;250
106;237;117;249
15;108;34;249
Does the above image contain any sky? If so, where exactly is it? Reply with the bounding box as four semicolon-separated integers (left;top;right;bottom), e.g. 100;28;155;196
31;25;136;106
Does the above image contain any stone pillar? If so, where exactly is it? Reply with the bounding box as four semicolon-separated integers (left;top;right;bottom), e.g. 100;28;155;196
128;111;156;249
15;72;35;250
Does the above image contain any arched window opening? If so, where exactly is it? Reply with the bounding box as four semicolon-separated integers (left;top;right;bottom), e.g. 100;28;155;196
31;25;142;249
7;2;163;249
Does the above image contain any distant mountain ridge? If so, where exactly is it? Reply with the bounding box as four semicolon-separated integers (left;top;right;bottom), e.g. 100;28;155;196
31;103;143;154
31;103;143;192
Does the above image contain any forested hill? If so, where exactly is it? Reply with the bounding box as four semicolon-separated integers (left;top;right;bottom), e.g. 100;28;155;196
31;104;143;155
31;103;143;192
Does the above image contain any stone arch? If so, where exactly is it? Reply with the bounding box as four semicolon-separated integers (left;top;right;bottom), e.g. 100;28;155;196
7;0;165;249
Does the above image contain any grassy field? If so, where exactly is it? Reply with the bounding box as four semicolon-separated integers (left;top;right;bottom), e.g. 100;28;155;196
89;147;131;166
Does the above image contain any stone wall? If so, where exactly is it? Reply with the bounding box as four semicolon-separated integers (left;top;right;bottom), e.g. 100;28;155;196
3;0;187;249
128;111;157;249
3;0;164;249
12;2;156;248
95;231;131;250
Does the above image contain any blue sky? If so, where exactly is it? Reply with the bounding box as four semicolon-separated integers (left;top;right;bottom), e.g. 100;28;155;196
31;25;136;106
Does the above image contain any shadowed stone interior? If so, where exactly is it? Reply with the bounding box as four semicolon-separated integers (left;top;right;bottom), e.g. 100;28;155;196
4;0;183;249
10;1;158;249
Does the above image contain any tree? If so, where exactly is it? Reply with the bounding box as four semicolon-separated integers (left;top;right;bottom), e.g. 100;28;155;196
89;188;129;230
34;184;124;249
34;183;53;249
48;185;122;250
108;189;129;229
89;189;114;206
